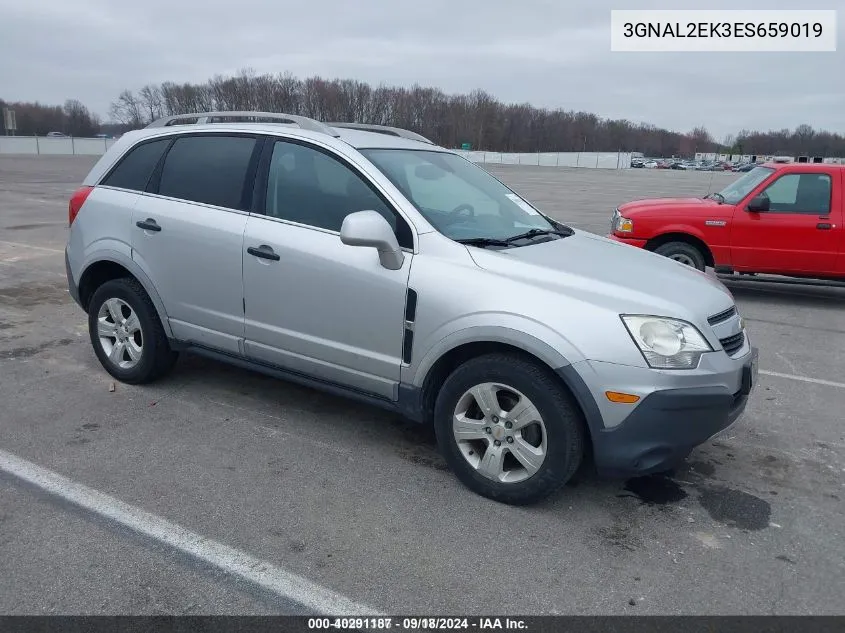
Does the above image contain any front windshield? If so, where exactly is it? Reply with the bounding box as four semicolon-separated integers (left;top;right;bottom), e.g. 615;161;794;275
361;149;558;241
715;166;774;204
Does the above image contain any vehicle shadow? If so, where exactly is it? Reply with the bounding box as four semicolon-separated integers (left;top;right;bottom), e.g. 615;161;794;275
160;353;731;510
162;353;626;494
161;349;800;522
721;276;845;309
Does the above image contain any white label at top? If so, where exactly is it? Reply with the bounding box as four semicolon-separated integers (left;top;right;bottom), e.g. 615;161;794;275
610;10;837;52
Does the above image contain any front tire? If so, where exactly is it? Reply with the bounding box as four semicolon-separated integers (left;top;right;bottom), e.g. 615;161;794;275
654;241;707;271
88;278;178;384
433;353;585;505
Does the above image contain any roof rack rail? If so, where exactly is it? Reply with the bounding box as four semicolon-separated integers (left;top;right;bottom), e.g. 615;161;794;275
327;122;434;145
145;111;340;137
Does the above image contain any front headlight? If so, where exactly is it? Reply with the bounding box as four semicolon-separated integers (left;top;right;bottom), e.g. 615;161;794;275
612;210;634;233
621;315;713;369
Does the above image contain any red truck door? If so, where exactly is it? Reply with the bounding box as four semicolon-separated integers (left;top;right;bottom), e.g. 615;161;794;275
731;169;840;275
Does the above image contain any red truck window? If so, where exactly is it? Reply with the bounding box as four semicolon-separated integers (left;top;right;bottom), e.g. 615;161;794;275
758;173;832;215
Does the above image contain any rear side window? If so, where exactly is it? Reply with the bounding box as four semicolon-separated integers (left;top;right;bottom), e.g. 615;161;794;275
101;138;170;191
158;135;257;210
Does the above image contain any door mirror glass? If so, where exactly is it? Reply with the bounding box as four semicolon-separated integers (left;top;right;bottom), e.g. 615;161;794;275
747;194;770;212
340;210;405;270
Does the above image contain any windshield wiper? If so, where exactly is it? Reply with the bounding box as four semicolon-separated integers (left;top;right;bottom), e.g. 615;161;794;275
540;214;575;234
705;192;725;204
456;237;511;248
503;227;571;243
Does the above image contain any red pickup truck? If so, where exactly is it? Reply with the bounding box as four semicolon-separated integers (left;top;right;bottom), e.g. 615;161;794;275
608;163;845;281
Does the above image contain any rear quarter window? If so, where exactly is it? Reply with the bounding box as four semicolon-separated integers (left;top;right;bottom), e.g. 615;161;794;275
100;138;171;191
157;135;257;210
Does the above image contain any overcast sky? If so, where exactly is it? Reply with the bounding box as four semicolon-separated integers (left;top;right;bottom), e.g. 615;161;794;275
1;0;842;138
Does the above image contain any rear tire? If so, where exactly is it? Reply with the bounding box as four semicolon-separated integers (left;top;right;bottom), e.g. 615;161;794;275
433;353;585;505
654;241;706;271
88;278;178;384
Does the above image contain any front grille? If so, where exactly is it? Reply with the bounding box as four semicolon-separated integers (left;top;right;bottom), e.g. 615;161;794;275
708;306;737;326
719;331;745;356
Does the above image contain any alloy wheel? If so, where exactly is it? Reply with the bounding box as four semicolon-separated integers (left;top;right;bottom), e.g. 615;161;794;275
452;382;547;483
96;298;143;369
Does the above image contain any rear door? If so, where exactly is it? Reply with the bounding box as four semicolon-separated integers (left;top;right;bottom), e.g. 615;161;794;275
132;132;261;354
731;170;839;274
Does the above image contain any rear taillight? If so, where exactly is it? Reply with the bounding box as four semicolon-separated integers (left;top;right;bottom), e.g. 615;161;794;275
69;186;94;226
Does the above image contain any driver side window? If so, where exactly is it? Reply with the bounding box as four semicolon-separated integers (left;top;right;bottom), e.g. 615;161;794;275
264;141;413;248
759;173;831;214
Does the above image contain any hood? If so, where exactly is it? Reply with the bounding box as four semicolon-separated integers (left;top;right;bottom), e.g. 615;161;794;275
466;230;735;323
619;197;724;214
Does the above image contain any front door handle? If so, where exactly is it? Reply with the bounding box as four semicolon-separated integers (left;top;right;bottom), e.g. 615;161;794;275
816;222;832;230
247;245;281;261
136;218;161;232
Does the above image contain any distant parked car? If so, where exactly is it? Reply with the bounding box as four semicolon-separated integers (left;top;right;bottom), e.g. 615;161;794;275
733;163;756;173
704;162;729;171
46;131;68;138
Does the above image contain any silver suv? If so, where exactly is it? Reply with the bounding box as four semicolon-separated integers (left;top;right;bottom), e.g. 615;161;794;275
65;111;758;505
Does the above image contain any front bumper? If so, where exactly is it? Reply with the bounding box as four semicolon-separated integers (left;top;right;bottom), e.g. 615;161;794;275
607;234;647;248
559;346;758;477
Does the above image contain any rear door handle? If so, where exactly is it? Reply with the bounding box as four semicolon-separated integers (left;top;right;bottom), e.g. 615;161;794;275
136;218;161;232
247;245;280;261
816;222;833;230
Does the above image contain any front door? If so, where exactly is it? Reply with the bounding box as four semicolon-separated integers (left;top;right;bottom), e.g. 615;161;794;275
731;171;839;274
242;138;414;399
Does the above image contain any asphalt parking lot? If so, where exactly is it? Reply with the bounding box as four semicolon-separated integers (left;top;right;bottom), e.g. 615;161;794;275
1;155;843;615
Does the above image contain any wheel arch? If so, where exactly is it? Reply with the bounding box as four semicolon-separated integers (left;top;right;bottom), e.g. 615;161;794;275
404;325;597;440
645;232;715;268
78;252;173;338
403;339;598;471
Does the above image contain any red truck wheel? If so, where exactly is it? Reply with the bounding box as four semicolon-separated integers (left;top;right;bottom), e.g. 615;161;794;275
654;242;706;271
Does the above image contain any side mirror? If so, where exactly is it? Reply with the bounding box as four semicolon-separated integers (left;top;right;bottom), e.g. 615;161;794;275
340;210;405;270
747;194;770;212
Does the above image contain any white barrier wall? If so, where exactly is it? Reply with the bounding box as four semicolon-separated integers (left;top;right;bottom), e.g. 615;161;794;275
456;150;633;169
4;139;842;168
0;136;117;156
1;136;632;168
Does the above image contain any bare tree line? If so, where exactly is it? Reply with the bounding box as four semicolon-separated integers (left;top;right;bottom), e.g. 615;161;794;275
105;70;724;156
107;70;845;157
0;98;100;137
4;69;845;157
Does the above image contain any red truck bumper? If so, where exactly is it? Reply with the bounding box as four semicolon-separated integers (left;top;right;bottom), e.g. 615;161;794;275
607;234;648;248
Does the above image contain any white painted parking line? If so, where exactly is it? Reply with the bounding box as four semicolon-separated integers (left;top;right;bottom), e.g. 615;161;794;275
0;448;381;616
760;370;845;390
0;240;64;254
